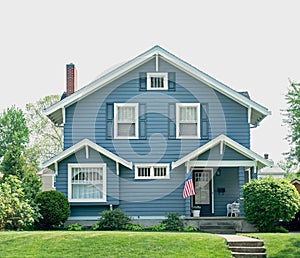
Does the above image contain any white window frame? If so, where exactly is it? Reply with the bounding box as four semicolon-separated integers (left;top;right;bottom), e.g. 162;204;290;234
176;103;200;139
135;164;170;179
147;72;168;90
68;163;107;203
114;103;139;139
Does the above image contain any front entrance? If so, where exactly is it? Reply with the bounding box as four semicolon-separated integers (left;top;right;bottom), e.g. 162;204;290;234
192;168;213;215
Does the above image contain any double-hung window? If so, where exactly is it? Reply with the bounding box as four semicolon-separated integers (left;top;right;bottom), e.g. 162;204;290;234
68;164;106;202
114;103;138;139
135;164;170;179
176;103;200;139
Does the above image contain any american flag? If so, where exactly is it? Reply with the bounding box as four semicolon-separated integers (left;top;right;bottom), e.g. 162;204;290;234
182;172;196;198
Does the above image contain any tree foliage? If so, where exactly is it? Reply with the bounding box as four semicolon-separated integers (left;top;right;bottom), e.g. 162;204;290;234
25;95;63;165
0;106;31;179
243;177;300;232
0;176;35;230
0;106;29;157
284;81;300;166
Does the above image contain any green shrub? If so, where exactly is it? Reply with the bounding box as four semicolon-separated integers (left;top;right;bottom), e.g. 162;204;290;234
271;226;289;233
93;209;131;231
183;225;198;232
35;190;70;230
67;223;83;231
243;177;300;232
162;213;184;231
124;223;144;231
148;223;166;231
0;175;36;230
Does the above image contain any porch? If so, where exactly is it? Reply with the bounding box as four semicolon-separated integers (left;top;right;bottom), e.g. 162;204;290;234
184;216;257;233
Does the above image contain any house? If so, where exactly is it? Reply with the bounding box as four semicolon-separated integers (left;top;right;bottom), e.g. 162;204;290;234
258;159;285;179
43;45;273;223
37;169;56;191
291;179;300;194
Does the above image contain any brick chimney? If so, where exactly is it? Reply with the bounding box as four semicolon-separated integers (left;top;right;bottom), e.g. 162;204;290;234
66;63;77;96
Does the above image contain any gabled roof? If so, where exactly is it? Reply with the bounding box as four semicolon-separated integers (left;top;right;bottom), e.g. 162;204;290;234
171;134;273;169
45;45;270;126
43;138;133;170
291;179;300;185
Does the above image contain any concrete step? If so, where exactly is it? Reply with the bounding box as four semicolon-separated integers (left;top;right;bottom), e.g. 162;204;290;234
231;252;267;258
201;228;236;234
229;246;266;253
227;241;264;247
200;224;236;234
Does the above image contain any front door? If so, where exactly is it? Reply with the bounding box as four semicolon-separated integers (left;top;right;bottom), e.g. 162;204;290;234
192;168;212;215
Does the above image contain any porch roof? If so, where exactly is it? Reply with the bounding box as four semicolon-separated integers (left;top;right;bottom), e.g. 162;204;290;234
171;134;273;169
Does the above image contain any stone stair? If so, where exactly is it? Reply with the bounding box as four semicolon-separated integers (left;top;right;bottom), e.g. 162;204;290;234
200;221;236;234
222;235;267;258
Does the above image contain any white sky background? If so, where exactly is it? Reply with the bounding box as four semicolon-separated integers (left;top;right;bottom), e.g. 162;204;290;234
0;0;299;164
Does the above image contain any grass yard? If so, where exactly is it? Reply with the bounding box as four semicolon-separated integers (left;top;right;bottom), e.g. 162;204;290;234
0;231;232;258
247;233;300;258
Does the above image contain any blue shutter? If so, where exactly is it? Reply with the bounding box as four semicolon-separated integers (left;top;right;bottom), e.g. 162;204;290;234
168;72;176;91
139;72;147;91
201;104;209;139
106;103;114;139
139;103;147;139
168;103;176;139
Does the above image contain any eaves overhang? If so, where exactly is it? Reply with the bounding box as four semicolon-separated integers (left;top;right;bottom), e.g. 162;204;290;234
44;45;271;126
42;139;133;172
171;134;274;170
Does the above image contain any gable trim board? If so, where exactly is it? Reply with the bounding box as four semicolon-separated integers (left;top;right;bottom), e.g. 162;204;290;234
44;46;270;127
171;134;273;170
42;138;133;173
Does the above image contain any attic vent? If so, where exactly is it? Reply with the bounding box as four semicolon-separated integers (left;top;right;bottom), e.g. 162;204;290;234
147;73;168;90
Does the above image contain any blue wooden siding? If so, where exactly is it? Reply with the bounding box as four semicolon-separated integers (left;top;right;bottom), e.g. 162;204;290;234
118;166;186;216
197;145;252;161
59;56;251;217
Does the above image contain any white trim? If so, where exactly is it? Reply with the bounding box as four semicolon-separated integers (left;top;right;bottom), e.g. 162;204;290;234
42;138;133;171
187;160;256;167
248;107;252;124
114;103;139;139
176;103;200;139
68;163;107;203
172;134;273;169
116;162;119;176
85;145;89;159
189;167;214;213
155;54;159;72
135;163;170;179
44;46;270;126
211;168;214;214
62;107;66;125
146;72;168;90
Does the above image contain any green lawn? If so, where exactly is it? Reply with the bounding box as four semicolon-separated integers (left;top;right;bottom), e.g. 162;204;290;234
247;233;300;258
0;231;232;258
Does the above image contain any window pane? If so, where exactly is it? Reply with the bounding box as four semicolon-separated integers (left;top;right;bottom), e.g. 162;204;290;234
117;123;136;137
179;123;197;136
118;106;135;122
154;167;166;177
138;167;150;177
151;76;164;88
179;106;197;121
